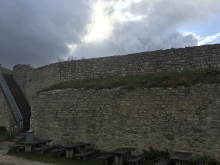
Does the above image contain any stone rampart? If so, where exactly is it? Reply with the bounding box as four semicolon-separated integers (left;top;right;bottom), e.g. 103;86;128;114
0;85;15;129
13;44;220;103
31;84;220;160
0;65;12;75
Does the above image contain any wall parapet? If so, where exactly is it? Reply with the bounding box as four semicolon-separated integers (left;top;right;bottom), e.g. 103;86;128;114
0;66;12;75
13;44;220;103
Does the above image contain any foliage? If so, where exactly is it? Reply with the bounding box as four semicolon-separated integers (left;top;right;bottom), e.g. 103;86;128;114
8;150;99;165
142;146;170;163
198;155;220;165
0;132;10;142
40;68;220;92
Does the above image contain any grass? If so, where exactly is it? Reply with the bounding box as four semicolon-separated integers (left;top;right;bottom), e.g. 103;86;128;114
7;150;154;165
6;146;220;165
40;68;220;92
0;132;10;143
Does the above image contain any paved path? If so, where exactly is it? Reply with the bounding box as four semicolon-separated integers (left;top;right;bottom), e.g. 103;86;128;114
0;141;55;165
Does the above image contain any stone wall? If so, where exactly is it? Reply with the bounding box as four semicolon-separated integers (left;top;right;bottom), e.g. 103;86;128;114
31;84;220;160
0;65;12;75
13;64;60;104
0;85;15;130
13;44;220;104
0;66;15;130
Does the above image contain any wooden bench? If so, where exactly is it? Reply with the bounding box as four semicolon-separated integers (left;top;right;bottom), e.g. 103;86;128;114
155;157;171;165
196;161;207;165
9;145;25;153
97;153;115;165
126;155;147;165
32;146;55;154
75;150;99;161
170;152;192;165
51;148;66;157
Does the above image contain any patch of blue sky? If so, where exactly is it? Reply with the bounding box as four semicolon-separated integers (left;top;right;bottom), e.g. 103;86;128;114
179;14;219;36
179;14;220;45
121;8;143;20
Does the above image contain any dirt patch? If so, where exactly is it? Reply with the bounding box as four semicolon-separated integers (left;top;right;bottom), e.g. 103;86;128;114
0;154;55;165
0;141;55;165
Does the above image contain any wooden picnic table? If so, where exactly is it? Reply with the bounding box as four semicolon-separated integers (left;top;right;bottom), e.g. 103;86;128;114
20;140;53;152
108;147;136;165
62;142;91;158
170;152;192;165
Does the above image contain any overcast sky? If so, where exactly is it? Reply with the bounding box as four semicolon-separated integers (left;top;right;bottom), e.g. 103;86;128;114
0;0;220;70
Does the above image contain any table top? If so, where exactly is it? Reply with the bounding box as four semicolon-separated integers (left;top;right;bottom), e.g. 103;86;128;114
62;142;91;149
108;147;136;155
170;152;192;161
20;140;53;145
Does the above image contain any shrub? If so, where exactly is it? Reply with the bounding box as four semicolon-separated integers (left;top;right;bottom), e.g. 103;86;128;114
142;146;170;163
199;155;219;165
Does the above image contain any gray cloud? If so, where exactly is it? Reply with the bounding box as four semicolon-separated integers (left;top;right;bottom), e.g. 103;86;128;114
0;0;92;69
1;0;220;70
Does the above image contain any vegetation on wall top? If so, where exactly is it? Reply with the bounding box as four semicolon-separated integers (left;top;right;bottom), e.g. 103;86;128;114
40;68;220;92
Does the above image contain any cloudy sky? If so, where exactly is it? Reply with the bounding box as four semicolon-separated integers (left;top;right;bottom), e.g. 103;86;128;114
0;0;220;70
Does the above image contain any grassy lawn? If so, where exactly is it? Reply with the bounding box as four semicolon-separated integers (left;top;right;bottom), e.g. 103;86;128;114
8;150;155;165
40;68;220;92
3;138;218;165
0;132;10;143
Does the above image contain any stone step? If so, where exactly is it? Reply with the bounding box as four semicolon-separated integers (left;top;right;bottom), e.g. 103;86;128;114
10;139;21;142
19;133;26;137
14;136;25;139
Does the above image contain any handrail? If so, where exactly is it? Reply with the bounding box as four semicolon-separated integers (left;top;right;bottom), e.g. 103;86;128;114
0;72;23;133
9;119;23;137
10;119;23;128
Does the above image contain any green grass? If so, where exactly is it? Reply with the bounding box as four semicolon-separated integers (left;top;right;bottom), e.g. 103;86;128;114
7;150;154;165
40;68;220;92
7;148;219;165
0;132;10;143
199;155;220;165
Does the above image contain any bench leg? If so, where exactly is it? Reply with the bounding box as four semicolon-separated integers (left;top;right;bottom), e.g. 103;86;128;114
66;149;73;158
54;152;60;158
124;152;131;161
114;155;123;165
104;159;108;165
78;147;85;154
83;156;86;161
25;145;32;152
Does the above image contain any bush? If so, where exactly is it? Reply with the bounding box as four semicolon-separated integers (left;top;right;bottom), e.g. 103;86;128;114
199;155;220;165
142;146;170;163
0;131;10;142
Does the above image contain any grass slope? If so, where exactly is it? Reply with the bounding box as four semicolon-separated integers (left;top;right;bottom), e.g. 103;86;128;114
40;68;220;92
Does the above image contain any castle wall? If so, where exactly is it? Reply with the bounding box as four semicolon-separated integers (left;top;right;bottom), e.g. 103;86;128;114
0;85;15;130
31;84;220;160
0;66;15;130
13;44;220;104
13;64;60;104
0;65;12;75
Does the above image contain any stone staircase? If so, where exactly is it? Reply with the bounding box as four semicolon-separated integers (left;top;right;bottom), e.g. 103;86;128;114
10;133;26;143
2;74;31;132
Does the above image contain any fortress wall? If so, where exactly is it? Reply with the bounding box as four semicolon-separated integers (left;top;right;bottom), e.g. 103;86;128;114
13;44;220;103
0;85;16;130
0;66;12;75
32;84;220;161
13;64;60;104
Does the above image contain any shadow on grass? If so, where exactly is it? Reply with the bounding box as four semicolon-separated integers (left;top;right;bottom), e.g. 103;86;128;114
0;132;10;143
7;149;155;165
